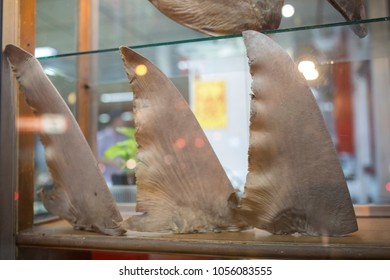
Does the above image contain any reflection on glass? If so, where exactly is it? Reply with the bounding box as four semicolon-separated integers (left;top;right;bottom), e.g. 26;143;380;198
135;64;148;76
18;115;67;134
32;13;390;223
36;0;389;55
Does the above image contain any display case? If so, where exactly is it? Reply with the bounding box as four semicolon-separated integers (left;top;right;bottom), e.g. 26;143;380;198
1;0;390;259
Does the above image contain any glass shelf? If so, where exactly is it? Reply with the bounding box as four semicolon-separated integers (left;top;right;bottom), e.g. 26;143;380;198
36;0;390;55
36;19;390;86
37;17;390;60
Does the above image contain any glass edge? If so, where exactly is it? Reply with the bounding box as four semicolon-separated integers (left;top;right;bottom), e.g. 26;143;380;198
37;17;390;60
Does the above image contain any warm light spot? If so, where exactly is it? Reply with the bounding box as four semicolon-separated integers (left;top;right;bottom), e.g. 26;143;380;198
194;137;205;148
67;92;77;105
126;159;137;170
135;64;148;76
175;138;186;149
17;116;40;133
386;182;390;192
14;192;19;201
41;114;68;134
282;4;295;18
298;60;319;81
298;60;315;72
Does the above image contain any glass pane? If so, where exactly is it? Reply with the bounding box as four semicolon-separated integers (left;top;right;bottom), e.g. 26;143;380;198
36;0;77;54
33;19;390;222
36;0;390;55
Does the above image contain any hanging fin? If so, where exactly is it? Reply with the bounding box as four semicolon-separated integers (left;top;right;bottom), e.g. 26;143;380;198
327;0;368;38
233;31;358;236
120;46;248;233
148;0;284;36
6;44;125;236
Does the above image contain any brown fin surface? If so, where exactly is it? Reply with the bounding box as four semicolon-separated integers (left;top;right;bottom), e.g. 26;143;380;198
120;46;248;233
235;31;358;236
5;44;125;236
148;0;284;36
327;0;368;38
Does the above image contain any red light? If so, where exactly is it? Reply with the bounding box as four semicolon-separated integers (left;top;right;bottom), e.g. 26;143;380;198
175;138;186;149
17;116;40;133
386;182;390;192
194;137;205;148
14;192;19;201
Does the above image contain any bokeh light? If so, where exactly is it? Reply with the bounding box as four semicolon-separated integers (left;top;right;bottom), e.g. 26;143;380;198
126;159;137;170
298;60;319;81
175;138;186;149
282;4;295;18
67;92;77;105
135;64;148;76
194;137;205;148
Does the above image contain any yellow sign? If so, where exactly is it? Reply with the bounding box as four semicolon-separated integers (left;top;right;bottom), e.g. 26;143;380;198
195;81;227;128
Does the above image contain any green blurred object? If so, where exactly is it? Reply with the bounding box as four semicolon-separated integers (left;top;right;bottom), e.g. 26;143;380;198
104;127;137;172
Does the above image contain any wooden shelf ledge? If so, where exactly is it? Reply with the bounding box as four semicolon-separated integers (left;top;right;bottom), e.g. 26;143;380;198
16;217;390;259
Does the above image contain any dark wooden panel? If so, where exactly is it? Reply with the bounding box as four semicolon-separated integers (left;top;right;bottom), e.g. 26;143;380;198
0;0;17;260
18;248;91;260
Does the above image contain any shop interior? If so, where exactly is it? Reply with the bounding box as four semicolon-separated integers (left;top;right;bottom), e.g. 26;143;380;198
1;0;390;259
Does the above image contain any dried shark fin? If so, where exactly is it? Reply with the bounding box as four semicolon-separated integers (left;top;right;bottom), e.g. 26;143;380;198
234;31;358;236
327;0;368;38
148;0;284;36
5;44;125;236
120;46;248;233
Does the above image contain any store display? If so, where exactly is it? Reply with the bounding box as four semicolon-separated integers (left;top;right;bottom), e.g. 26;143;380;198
327;0;367;37
6;39;358;237
5;45;126;236
231;31;358;236
120;46;248;233
148;0;284;36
